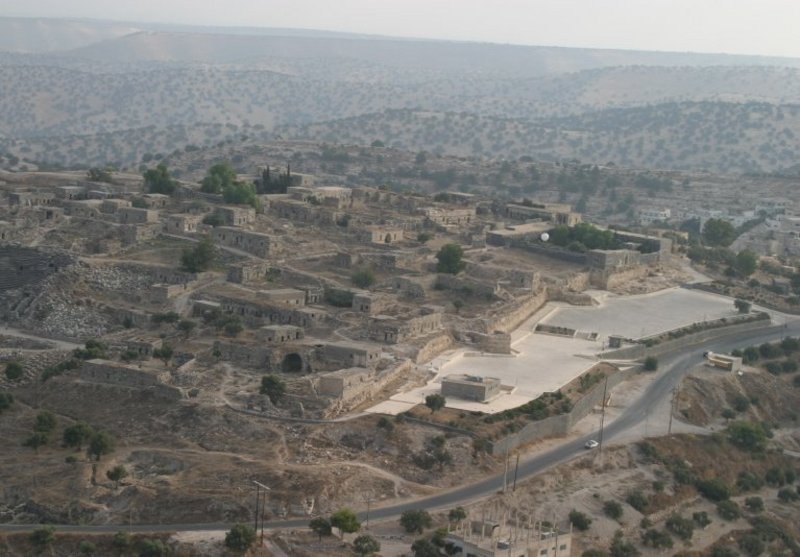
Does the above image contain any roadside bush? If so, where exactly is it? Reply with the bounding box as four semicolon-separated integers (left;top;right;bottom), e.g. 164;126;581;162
643;356;658;371
711;545;739;557
609;531;640;557
765;467;786;487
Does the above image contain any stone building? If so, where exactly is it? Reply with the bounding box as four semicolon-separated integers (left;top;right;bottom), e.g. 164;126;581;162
211;227;278;258
216;206;256;227
446;522;573;557
504;201;581;226
164;214;202;234
258;324;304;344
288;185;353;208
261;288;306;307
8;191;55;207
369;305;444;344
441;374;501;402
421;207;476;228
322;341;381;369
358;226;404;245
119;207;159;224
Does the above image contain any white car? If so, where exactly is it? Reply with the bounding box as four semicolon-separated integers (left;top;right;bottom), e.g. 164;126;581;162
585;439;599;449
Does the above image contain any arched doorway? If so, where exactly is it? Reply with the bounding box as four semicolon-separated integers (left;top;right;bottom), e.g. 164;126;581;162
384;233;392;244
281;353;303;373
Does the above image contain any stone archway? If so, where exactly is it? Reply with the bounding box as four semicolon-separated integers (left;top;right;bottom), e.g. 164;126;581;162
384;233;392;244
281;353;303;373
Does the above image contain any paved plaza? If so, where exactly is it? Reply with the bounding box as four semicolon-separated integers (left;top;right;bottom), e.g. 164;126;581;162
368;287;744;415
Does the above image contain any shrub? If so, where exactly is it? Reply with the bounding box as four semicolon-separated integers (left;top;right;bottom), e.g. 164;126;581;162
665;514;694;540
692;511;711;527
4;361;24;381
351;267;376;288
569;510;592;531
695;478;731;501
643;356;658;371
641;529;673;549
626;490;649;513
765;467;786;487
744;496;764;513
225;524;256;551
727;421;769;452
737;471;764;492
738;534;765;557
603;500;623;520
716;500;741;521
777;487;799;502
710;545;739;557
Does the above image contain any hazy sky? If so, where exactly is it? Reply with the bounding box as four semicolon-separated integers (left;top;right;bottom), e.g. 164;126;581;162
6;0;800;58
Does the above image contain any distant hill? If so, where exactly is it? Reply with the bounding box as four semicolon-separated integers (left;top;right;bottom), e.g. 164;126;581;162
278;102;800;174
0;17;139;53
60;29;800;76
4;17;800;174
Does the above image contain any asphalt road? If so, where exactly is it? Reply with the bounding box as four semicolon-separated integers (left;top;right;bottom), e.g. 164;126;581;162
2;319;798;535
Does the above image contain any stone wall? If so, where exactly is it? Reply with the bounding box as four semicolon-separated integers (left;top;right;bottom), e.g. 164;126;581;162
413;333;454;364
78;359;183;400
0;247;73;292
490;365;636;455
479;289;548;334
599;315;773;361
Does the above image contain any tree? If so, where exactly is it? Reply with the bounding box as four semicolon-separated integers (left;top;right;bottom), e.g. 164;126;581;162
703;219;736;247
569;509;592;531
87;167;112;183
400;509;433;534
582;550;609;557
260;375;286;404
424;394;446;414
411;538;439;557
153;344;174;366
180;235;216;273
309;517;332;541
74;339;107;360
448;506;467;524
4;361;23;381
716;500;741;521
225;523;256;551
88;431;115;461
177;320;196;337
143;164;177;195
223;181;261;210
735;250;758;276
351;267;376;288
106;465;128;488
201;162;237;194
330;507;361;538
112;531;132;552
29;526;55;549
353;534;381;556
734;299;752;314
436;243;466;274
417;232;432;244
136;538;168;557
643;356;658;371
35;411;57;433
63;422;94;450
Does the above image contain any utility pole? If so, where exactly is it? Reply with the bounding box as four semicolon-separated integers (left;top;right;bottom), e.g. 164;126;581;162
512;453;520;492
668;388;677;435
503;450;510;492
362;493;373;530
598;376;609;455
253;481;271;545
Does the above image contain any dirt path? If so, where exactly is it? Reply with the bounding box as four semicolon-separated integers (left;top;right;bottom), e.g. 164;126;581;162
0;327;80;350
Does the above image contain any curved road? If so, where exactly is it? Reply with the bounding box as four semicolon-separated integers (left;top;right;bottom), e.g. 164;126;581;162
2;319;799;534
